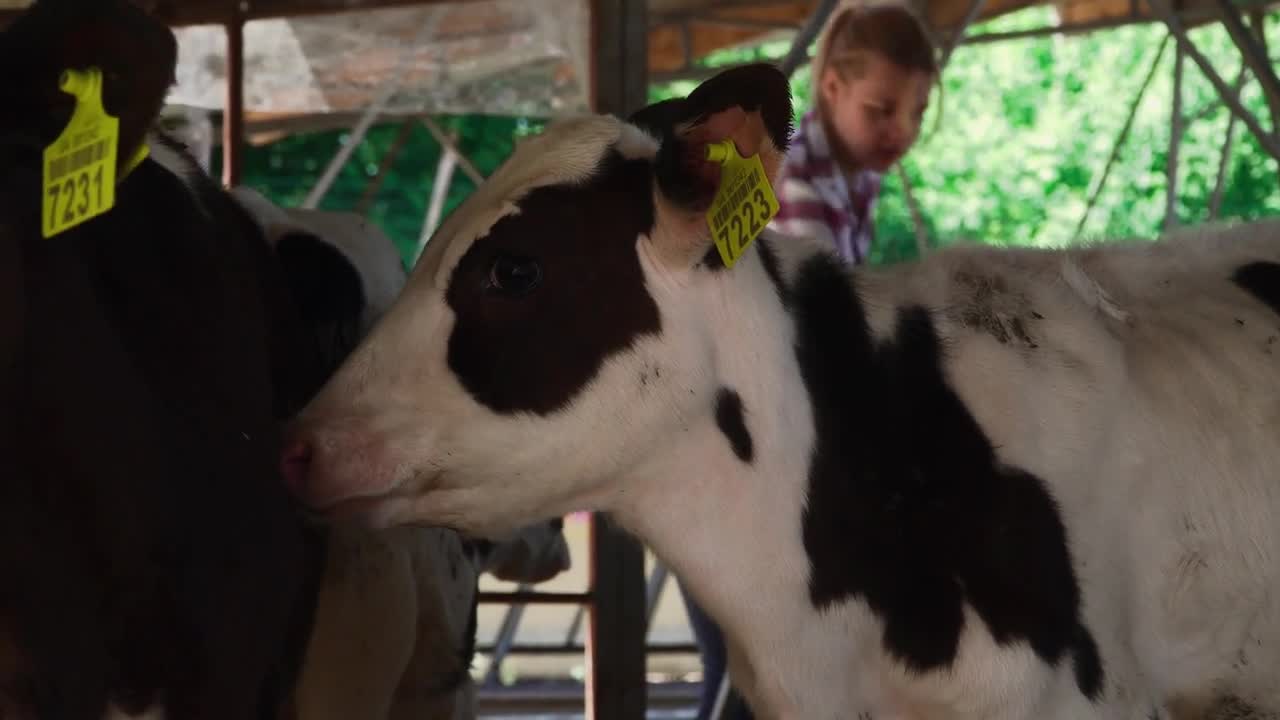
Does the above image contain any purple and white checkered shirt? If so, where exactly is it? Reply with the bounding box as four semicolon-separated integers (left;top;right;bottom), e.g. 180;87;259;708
769;109;882;266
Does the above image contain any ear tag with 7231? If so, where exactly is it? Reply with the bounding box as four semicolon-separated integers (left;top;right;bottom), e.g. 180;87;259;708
42;67;125;239
704;139;780;269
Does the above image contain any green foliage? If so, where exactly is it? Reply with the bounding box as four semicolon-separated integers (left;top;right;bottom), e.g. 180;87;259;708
872;7;1280;263
230;9;1280;271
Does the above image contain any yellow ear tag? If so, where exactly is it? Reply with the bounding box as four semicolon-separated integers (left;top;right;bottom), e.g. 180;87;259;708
41;67;121;239
704;139;780;269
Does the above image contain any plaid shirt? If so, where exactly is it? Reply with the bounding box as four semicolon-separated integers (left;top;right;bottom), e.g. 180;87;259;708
770;109;882;265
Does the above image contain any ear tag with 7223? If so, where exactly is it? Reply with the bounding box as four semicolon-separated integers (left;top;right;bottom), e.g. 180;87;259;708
704;139;780;269
42;67;122;239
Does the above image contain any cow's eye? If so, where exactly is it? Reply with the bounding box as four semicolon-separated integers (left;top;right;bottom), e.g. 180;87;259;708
487;254;542;296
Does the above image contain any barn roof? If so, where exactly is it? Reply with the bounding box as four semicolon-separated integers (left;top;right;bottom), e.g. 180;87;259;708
3;0;1274;123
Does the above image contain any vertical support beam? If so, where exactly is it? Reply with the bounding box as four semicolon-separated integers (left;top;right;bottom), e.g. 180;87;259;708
588;2;648;718
221;12;244;188
592;0;649;116
587;516;647;720
1165;43;1184;231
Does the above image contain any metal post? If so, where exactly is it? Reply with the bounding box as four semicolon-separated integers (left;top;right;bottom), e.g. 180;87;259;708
300;101;392;210
221;13;244;188
354;118;416;215
415;130;458;261
1165;43;1184;231
587;0;649;717
896;163;930;257
1146;0;1280;162
939;0;988;68
1073;34;1171;242
1247;10;1277;132
482;583;533;686
1213;0;1280;133
564;604;587;647
1210;68;1249;220
421;117;485;185
779;0;839;76
300;8;444;209
644;561;669;628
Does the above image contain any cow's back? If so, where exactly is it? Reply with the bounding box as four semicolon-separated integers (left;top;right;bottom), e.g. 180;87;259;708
855;218;1280;713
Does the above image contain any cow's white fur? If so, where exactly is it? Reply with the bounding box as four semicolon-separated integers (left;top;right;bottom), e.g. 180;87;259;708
290;112;1280;720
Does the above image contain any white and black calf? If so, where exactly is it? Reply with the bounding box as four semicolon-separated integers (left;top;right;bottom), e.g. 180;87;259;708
280;64;1280;720
233;189;572;720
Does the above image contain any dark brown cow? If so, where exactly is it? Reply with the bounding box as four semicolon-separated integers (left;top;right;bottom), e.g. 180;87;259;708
0;2;329;717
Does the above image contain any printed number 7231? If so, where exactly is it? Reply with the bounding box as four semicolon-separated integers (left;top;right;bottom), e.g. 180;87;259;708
47;164;105;229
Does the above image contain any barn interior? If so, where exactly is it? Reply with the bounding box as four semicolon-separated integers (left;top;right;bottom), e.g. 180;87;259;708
2;0;1277;717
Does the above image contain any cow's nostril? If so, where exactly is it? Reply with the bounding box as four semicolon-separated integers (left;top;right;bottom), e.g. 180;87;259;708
280;440;313;494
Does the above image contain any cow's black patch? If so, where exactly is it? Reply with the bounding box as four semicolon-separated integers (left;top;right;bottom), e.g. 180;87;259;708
715;387;753;463
782;252;1104;700
446;151;660;416
1233;261;1280;318
756;235;786;302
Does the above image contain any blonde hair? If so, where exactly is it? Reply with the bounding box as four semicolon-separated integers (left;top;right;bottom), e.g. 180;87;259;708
811;0;943;132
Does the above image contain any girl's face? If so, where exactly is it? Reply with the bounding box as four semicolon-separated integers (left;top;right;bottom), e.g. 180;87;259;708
820;52;932;173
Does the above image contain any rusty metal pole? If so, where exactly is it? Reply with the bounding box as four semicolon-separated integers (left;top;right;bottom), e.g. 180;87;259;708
587;1;649;717
222;10;245;188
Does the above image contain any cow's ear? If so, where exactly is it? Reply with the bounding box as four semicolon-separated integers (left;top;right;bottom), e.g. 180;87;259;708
635;63;794;270
4;0;176;175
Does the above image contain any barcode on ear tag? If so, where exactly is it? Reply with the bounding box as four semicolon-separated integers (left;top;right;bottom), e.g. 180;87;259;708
42;67;121;239
705;140;780;269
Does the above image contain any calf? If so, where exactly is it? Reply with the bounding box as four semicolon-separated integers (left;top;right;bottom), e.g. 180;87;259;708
1;3;326;717
234;189;572;719
280;64;1280;720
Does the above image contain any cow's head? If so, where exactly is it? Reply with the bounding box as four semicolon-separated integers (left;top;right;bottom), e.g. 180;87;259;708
0;0;174;231
282;64;793;537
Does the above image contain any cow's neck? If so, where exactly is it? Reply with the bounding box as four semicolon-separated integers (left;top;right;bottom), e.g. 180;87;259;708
615;235;855;702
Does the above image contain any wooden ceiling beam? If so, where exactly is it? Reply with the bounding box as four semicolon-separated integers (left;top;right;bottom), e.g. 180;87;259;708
0;0;460;28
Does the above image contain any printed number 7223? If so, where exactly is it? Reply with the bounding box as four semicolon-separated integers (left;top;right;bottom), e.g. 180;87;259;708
716;187;773;258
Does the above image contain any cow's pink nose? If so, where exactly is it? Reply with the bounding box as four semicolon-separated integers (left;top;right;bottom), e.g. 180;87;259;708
280;439;312;495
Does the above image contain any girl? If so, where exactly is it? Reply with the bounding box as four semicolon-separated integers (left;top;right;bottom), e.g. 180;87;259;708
771;0;939;263
680;3;940;717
